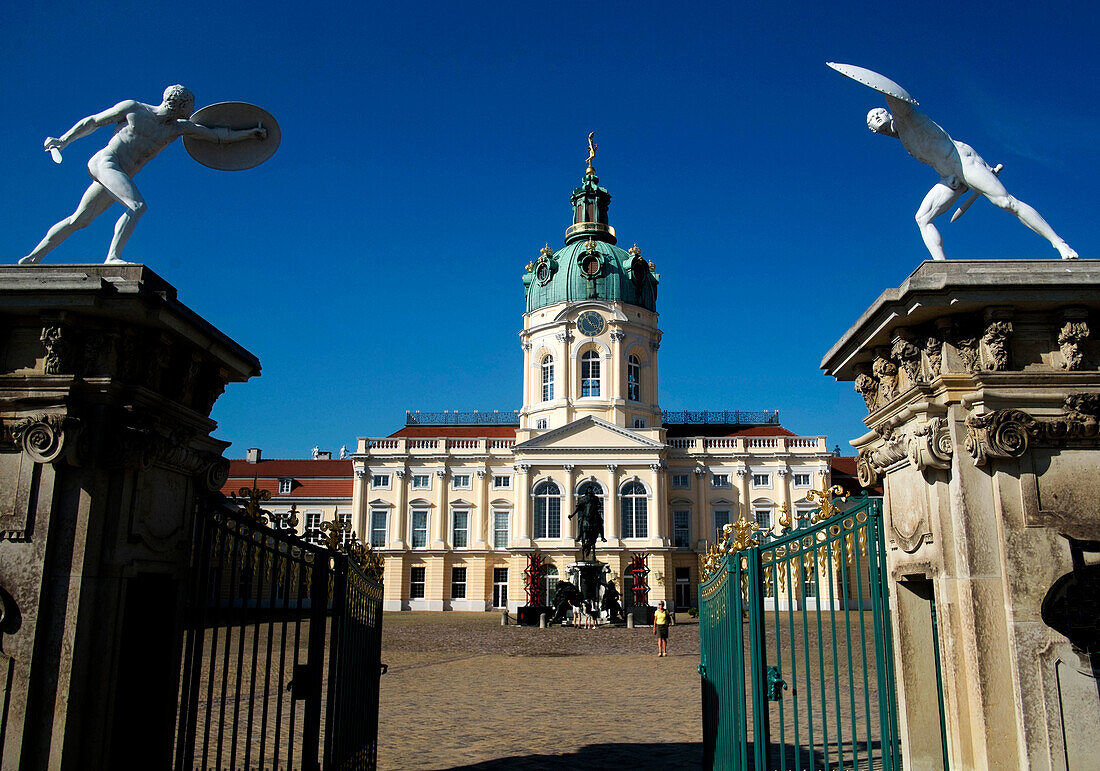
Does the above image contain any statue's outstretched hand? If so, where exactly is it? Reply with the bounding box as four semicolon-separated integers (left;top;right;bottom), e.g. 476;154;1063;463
251;124;267;140
43;137;65;151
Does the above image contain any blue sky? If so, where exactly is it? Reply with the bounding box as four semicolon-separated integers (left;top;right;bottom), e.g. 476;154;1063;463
3;2;1097;458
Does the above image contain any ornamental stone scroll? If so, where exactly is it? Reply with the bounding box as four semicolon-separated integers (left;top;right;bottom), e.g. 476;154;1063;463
965;394;1100;466
856;417;953;486
7;413;76;464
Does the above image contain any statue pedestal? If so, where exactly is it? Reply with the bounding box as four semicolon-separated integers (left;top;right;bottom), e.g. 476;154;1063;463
823;259;1100;770
567;560;608;603
0;265;259;769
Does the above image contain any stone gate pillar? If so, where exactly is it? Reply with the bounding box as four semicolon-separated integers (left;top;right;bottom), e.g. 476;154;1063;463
823;260;1100;770
0;265;259;770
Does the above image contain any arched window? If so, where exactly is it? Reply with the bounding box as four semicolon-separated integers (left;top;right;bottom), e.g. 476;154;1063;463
627;354;640;401
581;350;600;397
545;564;559;603
541;355;554;401
533;480;561;539
620;481;648;539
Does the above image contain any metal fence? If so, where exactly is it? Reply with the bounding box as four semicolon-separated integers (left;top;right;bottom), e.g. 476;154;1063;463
662;410;780;425
699;494;900;770
173;496;384;770
405;410;520;425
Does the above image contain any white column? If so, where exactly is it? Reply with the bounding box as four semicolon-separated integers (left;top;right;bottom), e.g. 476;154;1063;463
432;468;447;549
351;466;368;540
474;469;488;548
513;463;532;547
694;466;709;549
605;464;620;542
563;464;576;542
737;467;751;521
650;461;667;545
392;469;408;550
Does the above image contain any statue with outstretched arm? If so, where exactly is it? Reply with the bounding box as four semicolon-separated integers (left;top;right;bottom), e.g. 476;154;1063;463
830;63;1077;261
20;85;266;265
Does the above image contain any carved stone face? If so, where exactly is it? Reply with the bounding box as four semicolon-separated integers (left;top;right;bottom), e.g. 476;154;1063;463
866;108;892;134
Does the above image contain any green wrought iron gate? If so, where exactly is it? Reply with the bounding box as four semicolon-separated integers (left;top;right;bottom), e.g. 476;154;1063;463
699;493;900;770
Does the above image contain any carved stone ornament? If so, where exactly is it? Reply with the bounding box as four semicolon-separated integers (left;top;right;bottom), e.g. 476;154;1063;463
41;325;77;375
9;413;75;463
924;334;943;379
856;417;953;486
872;349;898;406
853;363;879;412
890;328;922;386
1059;320;1090;371
965;394;1100;466
952;321;981;374
980;320;1013;371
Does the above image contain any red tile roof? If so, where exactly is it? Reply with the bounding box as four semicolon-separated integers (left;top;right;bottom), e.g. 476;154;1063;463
223;458;354;499
726;426;797;437
388;426;518;438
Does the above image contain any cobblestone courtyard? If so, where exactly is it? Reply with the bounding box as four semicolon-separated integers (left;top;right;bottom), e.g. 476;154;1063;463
377;612;703;769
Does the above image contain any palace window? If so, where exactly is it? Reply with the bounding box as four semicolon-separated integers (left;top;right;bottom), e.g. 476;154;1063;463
581;350;600;397
712;473;731;488
673;510;691;548
533;481;562;539
754;507;772;529
633;417;647;429
671;473;690;489
451;567;467;600
752;473;771;488
536;418;548;429
793;473;811;487
713;509;731;539
452;510;469;548
370;509;387;547
411;509;428;548
493;510;510;548
452;474;471;489
627;354;640;401
336;513;352;545
493;475;511;490
372;473;391;489
278;478;292;494
305;511;323;544
541;355;554;401
620;481;648;539
410;567;426;599
412;474;430;490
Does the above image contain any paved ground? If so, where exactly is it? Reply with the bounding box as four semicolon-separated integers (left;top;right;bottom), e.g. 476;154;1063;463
377;612;702;770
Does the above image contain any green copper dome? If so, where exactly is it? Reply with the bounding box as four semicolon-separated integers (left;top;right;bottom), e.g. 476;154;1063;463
524;169;659;313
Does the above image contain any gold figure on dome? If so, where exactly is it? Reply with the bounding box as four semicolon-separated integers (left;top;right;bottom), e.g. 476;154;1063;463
586;131;597;174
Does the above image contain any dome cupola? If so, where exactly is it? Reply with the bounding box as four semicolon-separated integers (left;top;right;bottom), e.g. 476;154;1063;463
523;135;659;314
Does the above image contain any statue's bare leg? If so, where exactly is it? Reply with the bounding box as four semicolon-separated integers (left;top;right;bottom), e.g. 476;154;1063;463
19;183;115;264
962;162;1078;259
915;182;966;260
90;161;147;264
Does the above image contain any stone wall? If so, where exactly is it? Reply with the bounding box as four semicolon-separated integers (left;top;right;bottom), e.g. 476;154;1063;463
823;260;1100;770
0;265;259;770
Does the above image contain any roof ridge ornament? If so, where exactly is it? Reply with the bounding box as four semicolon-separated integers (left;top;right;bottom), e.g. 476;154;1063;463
585;131;597;175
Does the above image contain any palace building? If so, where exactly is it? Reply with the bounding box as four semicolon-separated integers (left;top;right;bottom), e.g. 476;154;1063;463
224;152;853;612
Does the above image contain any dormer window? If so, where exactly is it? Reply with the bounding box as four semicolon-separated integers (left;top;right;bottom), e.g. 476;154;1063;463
278;478;292;494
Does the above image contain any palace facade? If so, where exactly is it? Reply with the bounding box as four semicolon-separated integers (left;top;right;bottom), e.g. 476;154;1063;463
224;155;860;612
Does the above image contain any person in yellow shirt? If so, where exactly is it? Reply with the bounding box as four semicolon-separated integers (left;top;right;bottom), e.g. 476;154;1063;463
653;601;671;657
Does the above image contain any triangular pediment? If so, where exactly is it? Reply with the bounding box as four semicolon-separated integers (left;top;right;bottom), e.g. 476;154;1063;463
514;415;663;453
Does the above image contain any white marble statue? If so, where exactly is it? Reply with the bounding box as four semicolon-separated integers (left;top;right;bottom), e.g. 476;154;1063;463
830;63;1077;261
19;85;266;265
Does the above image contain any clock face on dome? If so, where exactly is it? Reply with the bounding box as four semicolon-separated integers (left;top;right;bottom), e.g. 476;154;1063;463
577;311;605;337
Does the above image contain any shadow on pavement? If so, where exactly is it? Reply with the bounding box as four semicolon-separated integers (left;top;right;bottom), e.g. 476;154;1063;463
441;741;702;770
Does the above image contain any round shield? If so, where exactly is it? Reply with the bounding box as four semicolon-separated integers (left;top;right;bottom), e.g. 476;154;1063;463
184;102;281;171
826;62;918;105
